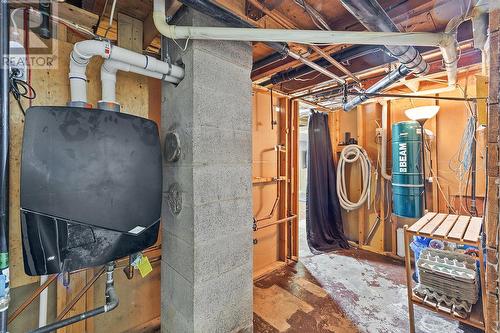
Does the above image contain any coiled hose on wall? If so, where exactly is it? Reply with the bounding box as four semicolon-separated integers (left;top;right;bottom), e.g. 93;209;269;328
337;145;372;212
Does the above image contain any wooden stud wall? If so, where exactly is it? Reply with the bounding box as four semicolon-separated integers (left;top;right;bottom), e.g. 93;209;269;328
330;69;487;256
252;88;298;277
486;7;500;333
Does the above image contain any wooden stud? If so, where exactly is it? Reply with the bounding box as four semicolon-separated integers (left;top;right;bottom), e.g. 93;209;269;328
357;106;366;246
403;226;416;333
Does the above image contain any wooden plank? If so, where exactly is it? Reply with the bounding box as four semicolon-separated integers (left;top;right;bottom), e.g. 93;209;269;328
117;13;143;53
433;214;459;237
407;212;437;233
447;215;471;240
463;217;483;243
418;213;448;236
56;2;99;30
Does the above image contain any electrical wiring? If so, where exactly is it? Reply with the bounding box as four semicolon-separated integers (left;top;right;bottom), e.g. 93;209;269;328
293;0;331;31
9;71;36;116
449;115;476;183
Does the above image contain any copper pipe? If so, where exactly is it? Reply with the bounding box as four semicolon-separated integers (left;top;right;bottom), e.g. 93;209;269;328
8;274;58;324
253;144;283;223
256;215;297;231
56;266;106;321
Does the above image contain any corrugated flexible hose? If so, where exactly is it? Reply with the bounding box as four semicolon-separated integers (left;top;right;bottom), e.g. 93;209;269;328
337;145;372;212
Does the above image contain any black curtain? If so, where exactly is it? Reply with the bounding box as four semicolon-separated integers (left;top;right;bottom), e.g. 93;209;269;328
306;112;349;253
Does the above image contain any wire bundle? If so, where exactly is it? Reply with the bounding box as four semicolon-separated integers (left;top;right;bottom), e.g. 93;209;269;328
337;145;372;211
9;71;36;115
450;115;476;182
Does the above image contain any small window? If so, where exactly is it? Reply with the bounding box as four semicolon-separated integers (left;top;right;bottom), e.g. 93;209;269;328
301;151;308;169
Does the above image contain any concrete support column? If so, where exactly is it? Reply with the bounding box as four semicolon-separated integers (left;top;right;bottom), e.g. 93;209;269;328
160;8;253;333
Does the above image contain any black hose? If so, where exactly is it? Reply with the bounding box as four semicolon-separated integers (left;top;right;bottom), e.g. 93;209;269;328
37;1;52;39
0;1;10;331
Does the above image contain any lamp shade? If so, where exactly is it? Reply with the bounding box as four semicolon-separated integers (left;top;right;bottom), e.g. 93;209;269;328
404;105;440;122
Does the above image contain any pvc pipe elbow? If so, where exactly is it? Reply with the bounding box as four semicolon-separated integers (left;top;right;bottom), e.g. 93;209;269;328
153;11;177;39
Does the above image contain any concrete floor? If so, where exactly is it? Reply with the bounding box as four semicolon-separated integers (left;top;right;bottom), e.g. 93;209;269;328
253;206;482;333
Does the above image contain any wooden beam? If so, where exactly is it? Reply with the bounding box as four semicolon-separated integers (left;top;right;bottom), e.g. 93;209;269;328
143;11;158;51
57;2;99;30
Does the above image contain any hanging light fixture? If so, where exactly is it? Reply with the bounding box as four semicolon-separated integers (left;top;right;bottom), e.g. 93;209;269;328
404;105;440;213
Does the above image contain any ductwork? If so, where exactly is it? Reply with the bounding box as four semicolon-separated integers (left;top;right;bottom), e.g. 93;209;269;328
343;65;410;111
339;0;430;77
69;40;184;105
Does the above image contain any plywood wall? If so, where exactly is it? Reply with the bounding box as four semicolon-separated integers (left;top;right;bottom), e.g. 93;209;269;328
252;90;281;274
9;37;160;332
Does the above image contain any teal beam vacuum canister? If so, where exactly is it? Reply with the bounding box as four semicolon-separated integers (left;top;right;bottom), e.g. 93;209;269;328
391;121;424;218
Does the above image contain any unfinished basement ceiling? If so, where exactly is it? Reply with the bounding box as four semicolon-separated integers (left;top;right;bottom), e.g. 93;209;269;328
73;0;480;100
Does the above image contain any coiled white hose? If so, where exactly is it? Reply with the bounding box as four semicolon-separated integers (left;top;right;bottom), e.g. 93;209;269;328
337;145;372;212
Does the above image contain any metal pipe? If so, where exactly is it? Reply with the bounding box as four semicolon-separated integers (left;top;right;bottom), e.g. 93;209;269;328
344;65;411;111
261;45;383;86
253;52;288;72
339;0;429;76
56;266;106;321
8;275;58;324
0;1;10;331
419;122;427;211
347;90;483;102
31;263;118;333
246;0;358;85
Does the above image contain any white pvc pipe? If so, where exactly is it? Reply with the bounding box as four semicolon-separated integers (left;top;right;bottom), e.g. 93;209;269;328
69;40;185;103
152;11;447;46
152;0;453;45
100;59;181;103
38;275;48;328
152;0;459;87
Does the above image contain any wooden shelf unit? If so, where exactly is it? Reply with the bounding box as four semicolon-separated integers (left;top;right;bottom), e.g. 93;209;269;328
403;212;486;333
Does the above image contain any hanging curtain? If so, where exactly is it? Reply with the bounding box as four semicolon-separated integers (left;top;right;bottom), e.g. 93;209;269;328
306;112;349;253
